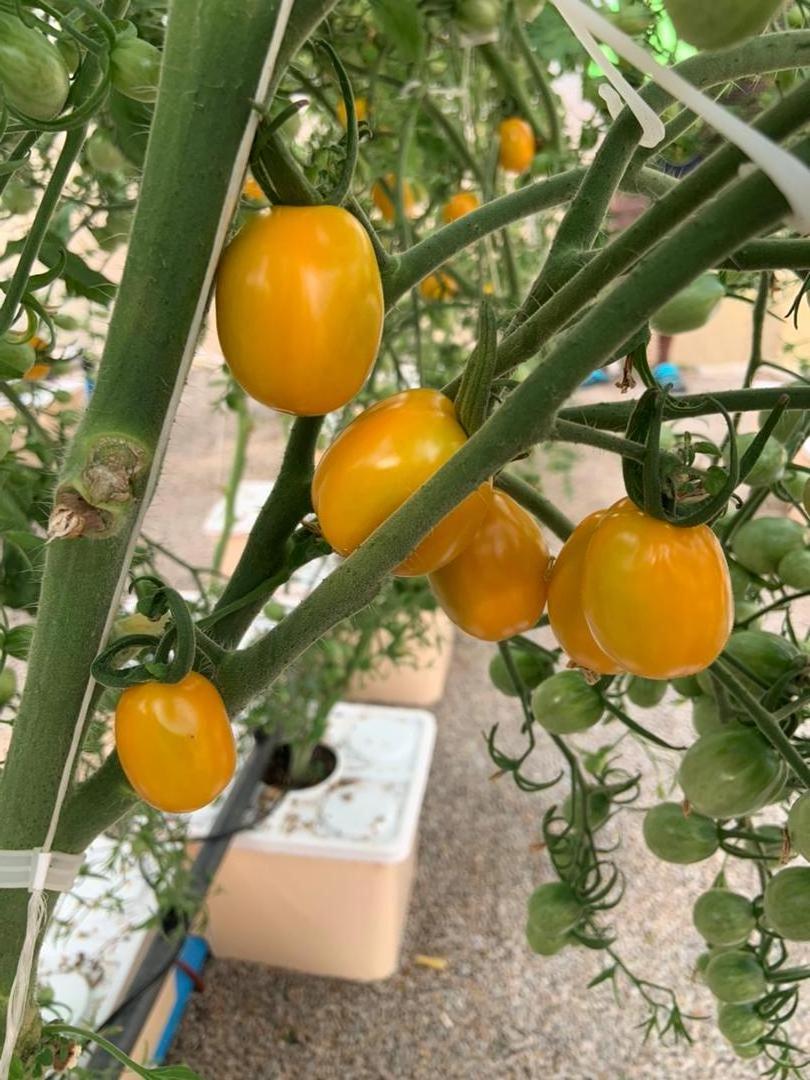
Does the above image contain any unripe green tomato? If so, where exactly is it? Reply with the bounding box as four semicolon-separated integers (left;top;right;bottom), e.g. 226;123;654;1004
664;0;786;49
705;950;767;1004
110;36;161;104
763;866;810;940
516;0;545;19
85;130;128;175
788;791;810;860
526;881;583;938
0;340;35;379
0;667;17;707
530;671;603;734
717;1003;767;1046
727;560;753;601
787;4;805;27
670;674;702;698
608;3;654;34
694;705;742;734
626;675;667;708
778;470;807;503
489;647;554;696
1;179;35;216
725;629;803;686
728;433;787;488
733;598;760;629
730;516;807;576
733;1042;763;1059
643;802;719;864
455;0;502;32
0;13;70;120
693;888;756;947
650;273;724;335
56;34;80;75
525;920;570;955
778;548;810;590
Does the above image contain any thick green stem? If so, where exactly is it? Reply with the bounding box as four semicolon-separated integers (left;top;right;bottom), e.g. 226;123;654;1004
218;135;809;715
552;419;647;462
511;16;561;153
478;42;545;142
712;660;810;790
0;0;337;1039
212;392;253;575
495;76;810;374
54;753;134;855
721;239;810;270
558;386;810;433
208;415;323;649
495;471;574;540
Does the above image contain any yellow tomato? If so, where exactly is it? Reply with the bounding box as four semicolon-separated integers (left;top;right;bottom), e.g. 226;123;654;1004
429;491;550;641
419;271;458;301
498;117;535;174
372;173;416;222
582;499;733;679
216;206;384;415
23;361;50;381
312;388;492;576
242;176;265;202
336;95;368;128
547;511;623;675
441;191;480;223
115;672;236;813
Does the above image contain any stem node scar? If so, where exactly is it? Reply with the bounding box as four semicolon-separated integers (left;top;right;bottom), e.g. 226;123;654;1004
48;436;149;539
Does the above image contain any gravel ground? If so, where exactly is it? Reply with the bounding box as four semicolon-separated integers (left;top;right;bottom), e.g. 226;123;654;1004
163;362;810;1079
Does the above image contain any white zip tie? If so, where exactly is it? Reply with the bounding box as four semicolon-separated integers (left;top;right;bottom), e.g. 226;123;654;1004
552;0;810;231
0;851;83;893
0;2;296;1076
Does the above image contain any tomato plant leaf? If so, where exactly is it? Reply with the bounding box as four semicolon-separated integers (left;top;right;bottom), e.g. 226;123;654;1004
587;964;618;989
370;0;425;62
3;235;116;306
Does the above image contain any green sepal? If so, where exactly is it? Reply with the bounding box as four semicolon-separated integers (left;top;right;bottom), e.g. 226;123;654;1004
456;299;498;436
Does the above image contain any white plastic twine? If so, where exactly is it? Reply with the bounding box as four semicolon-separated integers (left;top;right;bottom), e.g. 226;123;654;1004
0;1;295;1076
551;0;810;231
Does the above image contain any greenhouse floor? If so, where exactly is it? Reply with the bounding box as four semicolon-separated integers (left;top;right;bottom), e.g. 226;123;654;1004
168;362;810;1079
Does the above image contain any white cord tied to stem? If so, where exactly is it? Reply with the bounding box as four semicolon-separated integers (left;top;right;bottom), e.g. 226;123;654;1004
0;2;296;1077
552;0;810;231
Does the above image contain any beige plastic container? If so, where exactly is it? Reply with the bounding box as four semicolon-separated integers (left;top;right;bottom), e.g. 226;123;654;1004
347;608;455;708
204;703;436;981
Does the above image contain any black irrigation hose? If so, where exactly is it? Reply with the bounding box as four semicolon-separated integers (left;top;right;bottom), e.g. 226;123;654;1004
86;732;279;1075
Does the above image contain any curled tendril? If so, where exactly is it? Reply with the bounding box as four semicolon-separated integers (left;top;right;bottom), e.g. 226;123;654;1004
91;579;197;689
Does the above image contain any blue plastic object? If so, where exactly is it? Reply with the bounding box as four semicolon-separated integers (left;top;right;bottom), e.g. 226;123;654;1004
653;362;686;393
581;367;610;387
153;935;209;1064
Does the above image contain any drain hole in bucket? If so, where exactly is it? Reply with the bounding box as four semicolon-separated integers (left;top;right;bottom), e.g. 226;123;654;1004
263;743;338;791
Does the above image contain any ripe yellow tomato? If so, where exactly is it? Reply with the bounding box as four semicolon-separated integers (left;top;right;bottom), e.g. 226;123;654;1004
336;95;368;128
547;510;623;675
216;206;383;415
582;499;733;679
428;491;549;641
372;173;416;222
441;191;479;223
242;176;265;202
419;271;458;301
23;361;50;381
498;117;535;173
115;672;236;813
312;388;492;576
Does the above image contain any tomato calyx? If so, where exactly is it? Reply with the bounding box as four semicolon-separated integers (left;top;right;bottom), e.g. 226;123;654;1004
455;299;498;435
621;382;793;527
49;435;149;539
91;578;205;689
